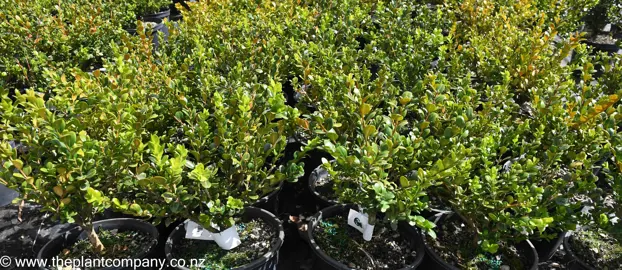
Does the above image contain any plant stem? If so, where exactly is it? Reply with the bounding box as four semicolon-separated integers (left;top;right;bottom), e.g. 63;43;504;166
84;223;105;253
367;210;377;226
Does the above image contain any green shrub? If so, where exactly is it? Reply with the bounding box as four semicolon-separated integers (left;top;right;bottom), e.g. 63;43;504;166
315;74;471;236
126;62;304;230
134;0;171;16
0;0;133;92
0;37;161;252
425;0;618;254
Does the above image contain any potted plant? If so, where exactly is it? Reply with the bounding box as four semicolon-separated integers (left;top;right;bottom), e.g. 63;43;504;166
302;64;476;269
0;53;162;268
560;53;622;270
581;0;622;54
562;138;622;269
129;65;303;268
562;160;622;270
170;0;192;21
0;0;129;94
423;116;543;270
134;0;171;23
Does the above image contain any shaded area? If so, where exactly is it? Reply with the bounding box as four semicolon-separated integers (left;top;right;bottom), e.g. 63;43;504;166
0;203;75;267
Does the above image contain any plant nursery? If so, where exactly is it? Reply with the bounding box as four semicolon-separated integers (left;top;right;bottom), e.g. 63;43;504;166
1;0;622;269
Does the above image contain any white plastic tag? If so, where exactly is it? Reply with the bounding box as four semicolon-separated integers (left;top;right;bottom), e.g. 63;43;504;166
184;221;242;250
347;209;375;241
185;221;212;240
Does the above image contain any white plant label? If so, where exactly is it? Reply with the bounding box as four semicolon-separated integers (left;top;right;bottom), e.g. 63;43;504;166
184;220;211;240
184;220;242;250
347;209;375;241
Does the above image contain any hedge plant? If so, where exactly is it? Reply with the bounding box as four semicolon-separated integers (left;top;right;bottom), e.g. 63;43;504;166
316;73;476;236
127;61;304;231
425;0;620;259
0;0;135;95
0;34;162;252
134;0;172;16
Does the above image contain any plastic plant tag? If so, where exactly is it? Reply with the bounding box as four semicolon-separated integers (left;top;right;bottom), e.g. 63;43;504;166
185;220;211;240
184;220;242;250
347;209;375;241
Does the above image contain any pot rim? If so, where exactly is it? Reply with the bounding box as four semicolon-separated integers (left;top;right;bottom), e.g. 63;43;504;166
306;203;425;270
563;231;598;270
307;162;339;206
36;218;159;270
141;8;171;18
164;206;284;270
420;213;539;270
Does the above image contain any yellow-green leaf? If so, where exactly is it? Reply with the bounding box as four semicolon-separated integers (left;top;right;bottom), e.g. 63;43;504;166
12;160;23;170
360;103;372;116
53;186;64;197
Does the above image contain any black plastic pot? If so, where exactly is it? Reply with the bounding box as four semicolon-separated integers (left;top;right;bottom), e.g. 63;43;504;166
125;22;170;50
37;218;159;270
140;9;171;24
530;231;567;262
170;12;183;22
562;232;597;270
308;163;339;209
253;180;284;214
0;183;19;207
170;0;192;21
307;204;425;270
165;207;284;270
583;41;622;55
421;214;539;270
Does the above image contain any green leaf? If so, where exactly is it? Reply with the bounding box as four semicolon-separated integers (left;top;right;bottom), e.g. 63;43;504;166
427;229;437;239
85;169;96;179
363;125;377;137
85;188;101;204
323;140;336;152
112;198;121;207
55;119;65;132
11;160;23;170
227;196;244;210
399;176;410;187
129;203;142;213
599;213;609;227
435;159;444;171
137;164;150;174
429;112;439;123
151;176;166;185
360;103;372;116
23;166;32;176
336;146;348;158
327;129;338;141
481;240;499;254
162;192;175;203
170;202;183;213
456;116;466;128
443;127;453;138
66;132;76;147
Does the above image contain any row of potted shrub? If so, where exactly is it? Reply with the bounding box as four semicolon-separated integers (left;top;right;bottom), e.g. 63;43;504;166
1;0;621;269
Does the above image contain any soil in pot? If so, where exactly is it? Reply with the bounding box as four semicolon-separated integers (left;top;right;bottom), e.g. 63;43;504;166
172;218;276;269
538;246;568;269
310;166;358;206
587;34;619;46
313;173;338;202
568;228;622;268
313;215;417;269
60;229;153;260
426;217;530;269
